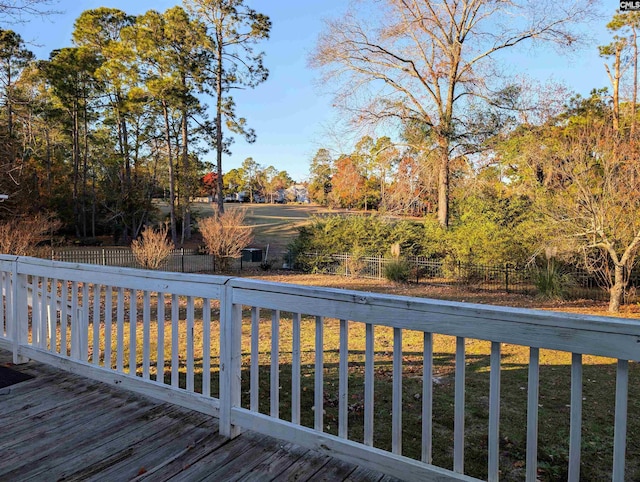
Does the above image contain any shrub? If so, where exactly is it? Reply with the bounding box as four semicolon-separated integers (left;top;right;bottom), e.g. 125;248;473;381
199;208;253;272
341;245;369;276
384;260;411;283
131;223;174;270
259;261;272;271
0;213;61;256
288;215;442;270
532;259;575;299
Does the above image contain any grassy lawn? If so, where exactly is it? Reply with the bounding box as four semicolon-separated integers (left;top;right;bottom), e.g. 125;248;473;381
75;280;640;482
224;203;339;260
166;201;345;262
67;203;640;479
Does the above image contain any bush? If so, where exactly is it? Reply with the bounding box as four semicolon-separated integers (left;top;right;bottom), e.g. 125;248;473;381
0;213;61;256
288;215;443;270
384;260;411;283
199;208;253;272
532;259;575;299
131;223;174;270
259;261;272;271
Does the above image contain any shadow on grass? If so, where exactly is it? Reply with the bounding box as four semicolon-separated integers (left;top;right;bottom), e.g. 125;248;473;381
157;351;639;482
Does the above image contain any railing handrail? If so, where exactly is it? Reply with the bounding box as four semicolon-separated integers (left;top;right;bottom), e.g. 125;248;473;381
8;255;640;354
230;278;640;359
11;255;231;294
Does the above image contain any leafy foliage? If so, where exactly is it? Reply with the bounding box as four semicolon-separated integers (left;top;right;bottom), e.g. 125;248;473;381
532;259;576;300
290;208;538;272
383;259;411;283
495;85;640;311
329;156;365;209
289;215;448;271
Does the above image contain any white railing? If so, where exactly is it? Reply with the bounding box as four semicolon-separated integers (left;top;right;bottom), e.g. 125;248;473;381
1;255;639;481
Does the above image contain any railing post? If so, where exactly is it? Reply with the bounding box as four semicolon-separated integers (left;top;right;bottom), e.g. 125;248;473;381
11;259;29;364
219;280;242;438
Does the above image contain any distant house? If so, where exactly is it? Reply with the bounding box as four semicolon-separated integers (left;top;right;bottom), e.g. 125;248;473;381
285;184;309;203
273;189;286;203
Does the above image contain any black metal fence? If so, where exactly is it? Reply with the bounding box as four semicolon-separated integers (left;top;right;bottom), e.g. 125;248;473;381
50;247;269;274
48;247;638;304
51;247;217;273
297;252;633;303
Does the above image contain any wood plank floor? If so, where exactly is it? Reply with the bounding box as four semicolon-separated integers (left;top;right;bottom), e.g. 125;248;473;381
0;350;399;482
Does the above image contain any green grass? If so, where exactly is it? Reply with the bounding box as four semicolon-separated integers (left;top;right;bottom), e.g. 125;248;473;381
68;297;640;482
174;202;342;261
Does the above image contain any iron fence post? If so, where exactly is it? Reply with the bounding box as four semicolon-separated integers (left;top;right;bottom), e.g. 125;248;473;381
505;263;510;293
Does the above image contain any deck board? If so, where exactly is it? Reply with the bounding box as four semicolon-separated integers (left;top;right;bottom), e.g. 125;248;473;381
267;451;333;481
0;350;401;481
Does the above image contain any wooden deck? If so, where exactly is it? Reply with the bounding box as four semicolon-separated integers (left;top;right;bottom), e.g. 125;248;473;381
0;350;398;482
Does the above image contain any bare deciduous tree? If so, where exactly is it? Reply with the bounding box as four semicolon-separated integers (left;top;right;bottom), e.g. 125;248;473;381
312;0;598;227
0;1;59;23
535;120;640;313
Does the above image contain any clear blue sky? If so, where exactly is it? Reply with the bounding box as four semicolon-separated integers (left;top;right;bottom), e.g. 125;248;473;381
11;0;614;181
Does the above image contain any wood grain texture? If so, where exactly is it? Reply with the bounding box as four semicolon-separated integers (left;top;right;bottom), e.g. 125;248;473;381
0;348;396;482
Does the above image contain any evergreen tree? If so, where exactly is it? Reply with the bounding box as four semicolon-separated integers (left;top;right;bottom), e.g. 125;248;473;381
184;0;270;213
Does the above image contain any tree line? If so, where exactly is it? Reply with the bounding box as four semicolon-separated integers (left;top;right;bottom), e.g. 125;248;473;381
307;6;640;313
2;0;639;312
0;0;269;245
217;157;294;203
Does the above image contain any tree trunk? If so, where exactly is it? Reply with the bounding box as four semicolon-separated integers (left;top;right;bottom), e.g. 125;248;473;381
82;90;89;239
7;65;13;145
633;27;638;138
162;101;178;245
608;264;625;313
45;127;51;199
610;43;622;133
116;92;132;243
215;31;225;214
72;102;80;238
437;142;449;228
181;110;191;241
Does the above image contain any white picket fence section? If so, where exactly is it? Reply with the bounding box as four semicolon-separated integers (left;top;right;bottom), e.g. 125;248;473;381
1;255;639;481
